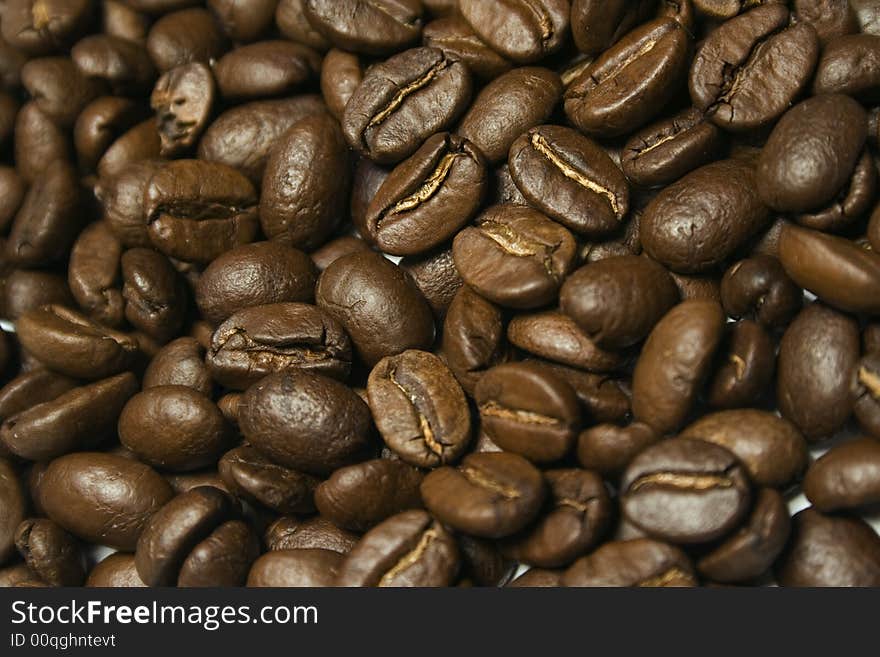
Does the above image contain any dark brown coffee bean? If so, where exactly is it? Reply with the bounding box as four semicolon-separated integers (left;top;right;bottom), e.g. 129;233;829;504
143;337;212;396
804;437;880;512
103;0;151;42
316;251;435;367
793;0;858;45
503;469;612;568
277;0;331;50
68;221;125;328
38;452;174;551
720;254;802;329
86;552;146;587
367;349;470;467
71;34;157;94
565;19;690;137
16;305;139;380
576;422;659;479
525;360;631;424
458;0;569;64
151;62;215;157
239;370;374;476
14;519;85;587
421;452;546;538
621;437;751;544
337;510;459;587
264;516;359;553
311;236;373;273
399;248;463;319
315;459;424;532
422;17;512;81
508;568;562;587
797;150;877;233
22;57;104;127
219;445;320;515
247;549;343;587
0;370;79;430
813;33;880;100
365;132;486;255
146;8;228;73
641;159;770;274
303;0;423;56
14;102;71;185
854;352;880;438
209;0;278;42
208;302;352;389
776;507;880;587
1;373;138;462
690;5;820;132
560;255;679;350
214;41;321;100
569;0;654;56
632;300;725;434
562;538;697;587
96;118;162;180
458;67;561;164
121;248;186;343
453;204;577;309
2;0;93;55
1;458;27;565
696;488;790;583
4;270;73;322
0;167;26;234
343;47;472;165
320;48;362;120
777;303;859;441
707;320;775;409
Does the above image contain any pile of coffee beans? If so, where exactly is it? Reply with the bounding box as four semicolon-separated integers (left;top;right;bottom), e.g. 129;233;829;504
2;0;880;588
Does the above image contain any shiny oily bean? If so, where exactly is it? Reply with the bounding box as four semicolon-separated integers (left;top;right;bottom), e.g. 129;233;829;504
303;0;423;56
576;422;659;479
797;150;877;232
264;516;359;554
14;519;85;587
311;236;373;273
119;386;233;472
854;353;880;439
813;33;880;101
97;118;162;180
777;303;860;441
336;510;459;587
68;221;125;328
422;17;512;81
208;303;351;390
219;445;320;515
0;370;79;427
367;350;470;468
151;62;215;158
146;8;228;73
315;459;424;532
707;320;775;410
621;437;752;544
143;337;212;397
86;552;146;588
399;248;463;319
804;437;880;512
681;409;808;490
475;362;581;464
525;360;631;424
569;0;653;56
503;469;612;569
696;488;790;584
562;538;697;587
565;19;690;138
38;452;173;551
214;41;320;101
720;255;802;329
365;132;486;256
277;0;331;50
560;255;679;350
21;57;103;127
13;102;71;185
452;204;576;309
248;549;343;587
320;48;362;121
632;300;725;435
458;0;569;64
0;373;138;462
793;0;858;45
209;0;278;42
121;248;186;343
5;270;74;322
99;160;161;248
421;452;546;539
509;125;629;238
71;34;156;94
2;0;93;55
0;458;26;565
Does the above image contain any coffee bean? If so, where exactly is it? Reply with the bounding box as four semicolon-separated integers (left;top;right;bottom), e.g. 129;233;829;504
71;34;156;94
854;353;880;439
422;17;512;81
320;48;363;120
804;437;880;512
707;320;775;409
2;0;93;55
570;0;651;56
97;118;161;180
720;255;802;329
121;248;187;343
508;568;562;587
151;62;215;157
0;370;79;428
277;0;331;50
209;0;278;43
0;458;26;565
68;221;125;328
458;0;569;64
219;445;320;515
797;150;877;232
304;0;423;56
264;516;359;554
146;8;228;73
15;518;85;587
215;40;320;101
143;337;212;396
620;437;751;544
562;538;697;587
248;549;343;587
86;552;146;588
22;57;103;127
311;235;373;272
813;33;880;100
576;422;659;479
399;248;463;319
528;360;631;424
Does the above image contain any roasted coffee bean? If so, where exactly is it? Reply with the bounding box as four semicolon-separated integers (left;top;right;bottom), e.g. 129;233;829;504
86;552;146;587
248;549;343;587
458;0;569;64
219;445;320;515
778;224;880;316
303;0;423;56
4;270;73;322
562;538;697;587
453;204;576;309
14;518;85;587
421;452;546;538
343;47;471;165
368;349;471;467
507;311;622;373
1;373;137;462
0;562;45;587
315;459;424;532
208;303;352;389
776;508;880;587
509;125;629;238
71;34;157;94
121;248;186;343
214;41;320;101
474;361;580;464
336;510;459;587
707;320;774;409
96;118;162;180
277;0;331;50
311;236;373;272
0;458;26;565
14;102;71;185
68;221;125;328
720;255;802;329
320;48;362;120
777;303;860;441
209;0;278;42
0;167;26;233
422;17;512;81
103;1;151;43
621;437;751;544
696;488;790;583
38;452;173;551
793;0;858;45
641;158;770;273
570;0;653;56
508;568;562;587
316;251;435;367
22;57;103;128
690;5;820;132
146;8;228;73
804;437;880;512
0;370;79;428
797;150;877;232
813;33;880;100
458;67;561;165
528;360;631;424
560;255;679;350
576;422;659;479
632;300;725;434
681;409;808;490
365;133;486;255
399;248;463;319
16;305;139;380
503;469;612;568
565;19;690;138
621;107;724;189
239;370;373;476
265;516;359;554
135;487;260;586
350;157;391;238
75;97;142;172
151;62;215;157
143;337;212;396
854;353;880;439
2;0;93;55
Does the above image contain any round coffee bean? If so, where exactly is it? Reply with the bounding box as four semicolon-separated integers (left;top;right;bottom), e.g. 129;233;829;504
264;516;359;554
86;553;146;588
720;255;802;329
143;337;212;397
14;518;85;587
219;445;320;515
577;422;659;479
303;0;423;56
804;437;880;512
151;62;215;157
248;549;343;587
562;538;697;587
